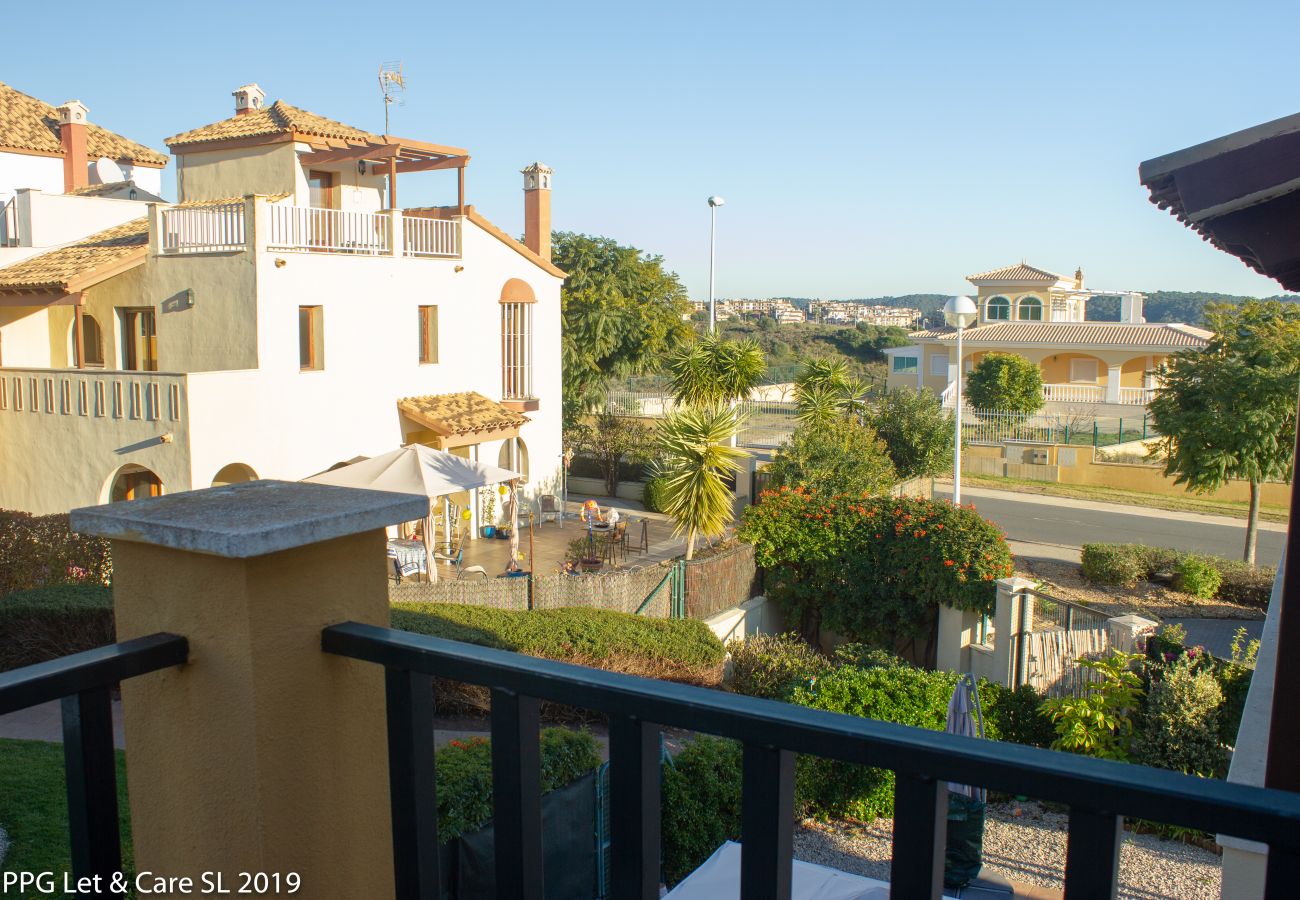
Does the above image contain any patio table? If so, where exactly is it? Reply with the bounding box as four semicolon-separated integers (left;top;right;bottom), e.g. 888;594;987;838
386;539;427;576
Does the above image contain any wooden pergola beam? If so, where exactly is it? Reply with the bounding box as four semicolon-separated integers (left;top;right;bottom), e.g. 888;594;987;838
390;155;470;175
299;143;401;167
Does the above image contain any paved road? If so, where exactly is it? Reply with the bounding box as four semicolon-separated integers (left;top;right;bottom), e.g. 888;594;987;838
936;485;1286;567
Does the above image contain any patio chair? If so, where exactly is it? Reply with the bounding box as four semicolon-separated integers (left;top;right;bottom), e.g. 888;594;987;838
603;522;628;565
459;565;488;579
539;494;560;524
433;541;463;577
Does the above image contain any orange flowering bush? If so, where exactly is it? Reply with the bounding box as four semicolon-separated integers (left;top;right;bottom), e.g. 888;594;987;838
738;489;1012;650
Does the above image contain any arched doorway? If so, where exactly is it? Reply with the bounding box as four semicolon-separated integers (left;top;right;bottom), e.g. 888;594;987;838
211;463;258;487
109;465;163;502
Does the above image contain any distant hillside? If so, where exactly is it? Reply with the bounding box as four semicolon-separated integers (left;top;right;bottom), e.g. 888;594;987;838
1086;291;1300;325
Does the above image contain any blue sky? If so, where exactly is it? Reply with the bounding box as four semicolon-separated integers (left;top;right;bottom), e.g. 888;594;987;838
9;1;1299;299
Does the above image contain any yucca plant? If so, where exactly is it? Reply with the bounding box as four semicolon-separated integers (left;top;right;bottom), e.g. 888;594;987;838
654;405;748;559
666;333;767;411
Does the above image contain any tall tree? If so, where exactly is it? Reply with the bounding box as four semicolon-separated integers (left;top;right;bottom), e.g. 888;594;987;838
866;388;955;480
654;406;748;559
665;333;767;409
565;413;656;497
554;232;692;426
964;352;1045;413
1148;301;1300;564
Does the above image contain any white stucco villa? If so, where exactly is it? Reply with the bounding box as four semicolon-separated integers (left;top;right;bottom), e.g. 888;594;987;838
0;82;563;524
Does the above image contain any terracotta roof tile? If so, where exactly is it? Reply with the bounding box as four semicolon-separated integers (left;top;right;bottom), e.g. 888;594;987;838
0;218;147;292
64;180;162;200
966;262;1063;283
166;100;380;148
907;321;1213;349
0;81;168;167
398;392;529;437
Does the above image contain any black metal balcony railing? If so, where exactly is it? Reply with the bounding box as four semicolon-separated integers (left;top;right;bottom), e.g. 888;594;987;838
323;621;1300;900
0;634;189;887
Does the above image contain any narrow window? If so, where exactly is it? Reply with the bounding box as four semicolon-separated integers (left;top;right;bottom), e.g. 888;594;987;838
419;305;439;364
119;308;157;371
501;302;534;399
76;314;105;368
299;305;324;370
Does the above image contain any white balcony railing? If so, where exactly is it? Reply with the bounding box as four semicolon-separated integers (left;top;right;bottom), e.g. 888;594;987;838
1041;383;1106;404
403;216;461;258
160;203;246;254
267;206;392;255
0;368;184;423
1119;386;1155;405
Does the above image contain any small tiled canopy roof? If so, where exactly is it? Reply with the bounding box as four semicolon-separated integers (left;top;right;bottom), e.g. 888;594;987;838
908;321;1212;350
966;263;1063;283
1140;110;1300;292
0;81;168;166
398;392;529;437
0;218;147;293
166;100;381;148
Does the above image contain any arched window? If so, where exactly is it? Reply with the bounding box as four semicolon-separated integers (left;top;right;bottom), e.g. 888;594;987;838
500;279;536;400
211;463;258;486
498;437;530;483
986;296;1010;321
109;465;162;502
1018;296;1043;321
72;314;105;367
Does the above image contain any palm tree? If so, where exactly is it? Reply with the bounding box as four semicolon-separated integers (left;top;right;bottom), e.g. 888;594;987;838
793;358;873;425
654;405;748;559
666;333;767;410
794;381;845;426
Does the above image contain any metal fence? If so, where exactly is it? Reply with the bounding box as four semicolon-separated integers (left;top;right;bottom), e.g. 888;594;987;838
389;545;757;621
961;408;1156;448
604;393;799;450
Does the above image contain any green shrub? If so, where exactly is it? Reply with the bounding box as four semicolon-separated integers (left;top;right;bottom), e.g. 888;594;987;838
1080;543;1148;586
0;584;114;671
1043;653;1144;761
831;642;908;670
661;736;742;886
1214;561;1275;608
641;476;670;514
1173;555;1222;599
791;665;959;820
725;633;831;700
983;683;1054;748
436;729;600;840
1136;658;1226;777
390;603;725;684
740;492;1012;647
0;510;112;597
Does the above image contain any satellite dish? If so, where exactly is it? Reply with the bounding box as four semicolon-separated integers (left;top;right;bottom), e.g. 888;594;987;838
94;157;125;184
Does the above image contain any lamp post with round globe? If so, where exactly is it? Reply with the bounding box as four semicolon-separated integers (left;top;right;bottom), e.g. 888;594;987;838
943;295;979;505
707;196;725;332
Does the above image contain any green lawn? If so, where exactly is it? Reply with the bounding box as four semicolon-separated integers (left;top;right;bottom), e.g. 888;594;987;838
0;739;133;899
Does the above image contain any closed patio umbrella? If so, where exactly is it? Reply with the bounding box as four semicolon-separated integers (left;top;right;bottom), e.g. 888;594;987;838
944;673;987;890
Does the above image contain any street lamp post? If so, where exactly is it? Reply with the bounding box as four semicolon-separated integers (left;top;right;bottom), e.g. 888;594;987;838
707;196;725;332
943;295;979;506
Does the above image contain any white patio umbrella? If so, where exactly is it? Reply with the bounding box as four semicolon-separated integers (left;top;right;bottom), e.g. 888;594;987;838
306;445;520;580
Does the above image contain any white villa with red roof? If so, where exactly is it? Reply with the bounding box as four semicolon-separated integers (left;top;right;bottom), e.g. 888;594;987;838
0;82;562;521
884;262;1211;413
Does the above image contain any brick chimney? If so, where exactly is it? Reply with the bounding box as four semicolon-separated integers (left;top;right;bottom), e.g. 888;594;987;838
233;84;266;116
56;100;90;192
521;162;553;261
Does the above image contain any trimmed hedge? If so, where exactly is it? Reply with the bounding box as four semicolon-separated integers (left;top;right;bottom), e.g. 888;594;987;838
661;736;743;886
0;510;111;597
0;584;114;671
1081;542;1274;608
390;603;725;685
436;729;600;840
641;475;670;514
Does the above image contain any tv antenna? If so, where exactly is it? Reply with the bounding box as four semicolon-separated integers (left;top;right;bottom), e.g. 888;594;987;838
378;61;406;135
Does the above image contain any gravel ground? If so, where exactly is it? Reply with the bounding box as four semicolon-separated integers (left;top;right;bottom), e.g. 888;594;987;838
793;800;1222;900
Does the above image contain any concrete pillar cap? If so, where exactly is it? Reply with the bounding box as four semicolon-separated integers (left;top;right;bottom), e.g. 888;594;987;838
71;480;428;558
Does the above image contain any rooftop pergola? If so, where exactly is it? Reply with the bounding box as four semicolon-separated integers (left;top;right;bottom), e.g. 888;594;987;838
297;135;470;212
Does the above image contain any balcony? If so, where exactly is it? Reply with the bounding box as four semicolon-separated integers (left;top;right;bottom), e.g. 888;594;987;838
157;200;461;259
943;381;1155;408
0;366;184;422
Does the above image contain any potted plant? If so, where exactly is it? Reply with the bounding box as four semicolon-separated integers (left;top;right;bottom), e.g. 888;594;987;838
565;536;601;572
479;493;496;539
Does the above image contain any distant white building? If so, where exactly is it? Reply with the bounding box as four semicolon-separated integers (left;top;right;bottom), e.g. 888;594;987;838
0;83;563;524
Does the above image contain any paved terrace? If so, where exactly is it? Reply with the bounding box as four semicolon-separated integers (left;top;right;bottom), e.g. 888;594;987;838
414;496;692;581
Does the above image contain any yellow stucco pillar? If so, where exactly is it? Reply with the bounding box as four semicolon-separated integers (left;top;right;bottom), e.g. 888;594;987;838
71;480;429;900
